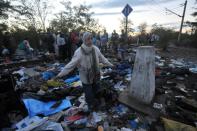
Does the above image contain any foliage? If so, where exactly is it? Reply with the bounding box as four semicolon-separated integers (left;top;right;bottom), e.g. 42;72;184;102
119;17;134;34
50;0;102;33
0;0;13;34
151;23;177;50
10;0;52;32
0;0;12;19
4;0;101;49
138;22;147;35
185;0;197;47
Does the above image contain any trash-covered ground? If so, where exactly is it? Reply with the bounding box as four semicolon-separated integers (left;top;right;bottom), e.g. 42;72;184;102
1;46;197;131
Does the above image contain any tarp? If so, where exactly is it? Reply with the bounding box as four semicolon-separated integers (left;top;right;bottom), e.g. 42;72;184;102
161;117;197;131
23;98;72;117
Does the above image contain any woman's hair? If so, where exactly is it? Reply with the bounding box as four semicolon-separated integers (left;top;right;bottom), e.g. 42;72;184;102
82;32;91;43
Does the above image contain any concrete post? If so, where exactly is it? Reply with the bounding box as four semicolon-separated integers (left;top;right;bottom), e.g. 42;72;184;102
129;46;155;104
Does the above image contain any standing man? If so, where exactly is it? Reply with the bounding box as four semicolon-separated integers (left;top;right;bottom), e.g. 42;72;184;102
96;32;101;49
57;33;66;60
55;32;113;111
46;29;55;59
101;30;108;53
111;30;119;53
70;31;79;57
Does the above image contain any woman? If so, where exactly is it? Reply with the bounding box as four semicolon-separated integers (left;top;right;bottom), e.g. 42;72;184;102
55;32;113;111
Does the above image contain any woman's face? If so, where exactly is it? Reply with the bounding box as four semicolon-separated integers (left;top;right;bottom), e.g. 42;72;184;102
85;35;93;46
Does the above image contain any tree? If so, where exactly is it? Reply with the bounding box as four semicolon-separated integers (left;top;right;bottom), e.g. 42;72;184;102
186;0;197;35
50;0;101;33
119;17;134;34
0;0;11;19
0;0;12;33
138;22;147;35
185;0;197;47
10;0;52;32
151;23;176;50
50;0;73;32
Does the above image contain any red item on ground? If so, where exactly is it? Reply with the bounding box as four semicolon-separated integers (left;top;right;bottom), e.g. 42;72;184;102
64;114;83;124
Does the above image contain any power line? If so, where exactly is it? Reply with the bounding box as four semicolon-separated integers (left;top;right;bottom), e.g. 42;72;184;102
151;0;184;13
136;0;181;26
148;0;188;43
165;8;182;17
170;4;184;11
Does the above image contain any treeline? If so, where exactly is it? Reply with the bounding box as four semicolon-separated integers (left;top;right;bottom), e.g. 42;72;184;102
0;0;103;48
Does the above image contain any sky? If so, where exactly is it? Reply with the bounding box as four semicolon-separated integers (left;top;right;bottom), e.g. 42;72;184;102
49;0;196;34
10;0;197;34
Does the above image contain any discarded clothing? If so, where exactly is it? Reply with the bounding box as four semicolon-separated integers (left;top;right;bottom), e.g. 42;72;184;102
23;87;79;101
189;67;197;73
23;98;71;117
42;71;55;80
64;114;84;124
70;81;82;88
47;80;65;87
117;63;130;70
64;75;80;84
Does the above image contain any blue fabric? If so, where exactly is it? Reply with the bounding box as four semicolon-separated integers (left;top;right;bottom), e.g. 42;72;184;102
125;68;132;74
64;75;80;84
118;48;125;52
117;70;128;76
129;120;138;129
92;37;97;45
23;98;71;117
117;63;130;70
42;71;55;80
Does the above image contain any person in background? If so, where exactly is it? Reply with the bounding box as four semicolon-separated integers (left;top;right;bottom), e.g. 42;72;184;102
120;29;126;43
53;33;59;57
46;29;55;60
55;32;113;111
18;38;33;56
92;32;97;46
70;31;79;56
64;33;69;59
111;30;119;53
101;30;108;53
57;33;66;60
77;32;83;47
2;32;12;55
67;32;72;60
96;32;101;49
1;45;10;63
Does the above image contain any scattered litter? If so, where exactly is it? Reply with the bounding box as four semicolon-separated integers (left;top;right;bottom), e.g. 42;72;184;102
16;116;48;131
153;103;163;109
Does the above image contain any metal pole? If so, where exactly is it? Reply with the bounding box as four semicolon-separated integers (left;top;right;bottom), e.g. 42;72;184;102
61;12;63;32
178;0;187;43
126;16;128;39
